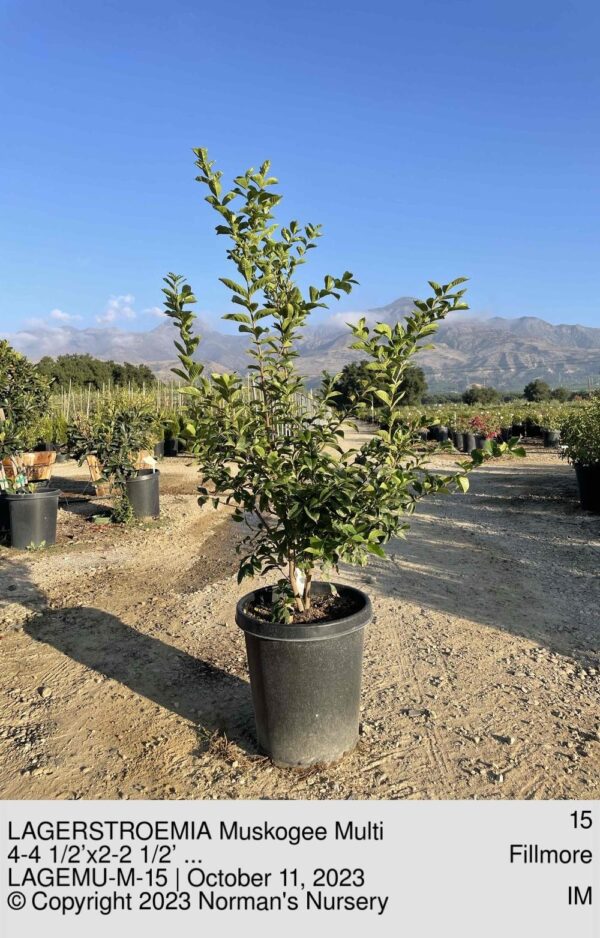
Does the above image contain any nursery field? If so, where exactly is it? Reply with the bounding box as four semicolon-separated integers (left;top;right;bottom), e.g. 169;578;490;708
0;438;598;801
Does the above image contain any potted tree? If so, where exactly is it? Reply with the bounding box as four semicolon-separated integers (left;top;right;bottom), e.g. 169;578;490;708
164;149;525;767
68;395;161;521
560;395;600;512
0;342;59;548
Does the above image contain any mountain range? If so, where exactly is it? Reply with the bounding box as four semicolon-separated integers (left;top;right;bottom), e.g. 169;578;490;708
6;297;600;391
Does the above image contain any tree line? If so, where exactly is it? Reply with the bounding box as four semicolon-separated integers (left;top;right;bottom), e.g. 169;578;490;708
36;354;156;389
330;363;590;409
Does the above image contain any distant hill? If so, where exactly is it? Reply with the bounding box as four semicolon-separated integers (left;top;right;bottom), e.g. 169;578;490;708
6;299;600;391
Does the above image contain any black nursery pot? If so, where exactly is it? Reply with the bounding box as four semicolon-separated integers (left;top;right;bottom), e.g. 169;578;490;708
34;441;56;452
574;464;600;513
164;437;179;457
428;425;440;441
126;469;160;519
0;494;9;535
453;430;464;450
544;430;561;448
5;488;60;549
437;426;449;443
236;582;372;768
462;432;477;453
153;440;165;459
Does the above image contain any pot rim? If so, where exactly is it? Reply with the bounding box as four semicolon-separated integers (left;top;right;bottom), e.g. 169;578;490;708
126;469;161;482
236;581;372;643
2;488;61;501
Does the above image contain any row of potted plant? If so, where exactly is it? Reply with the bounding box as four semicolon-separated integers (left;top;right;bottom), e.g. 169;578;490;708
0;368;166;547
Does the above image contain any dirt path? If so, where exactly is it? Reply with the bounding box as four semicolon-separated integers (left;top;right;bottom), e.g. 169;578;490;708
1;446;598;800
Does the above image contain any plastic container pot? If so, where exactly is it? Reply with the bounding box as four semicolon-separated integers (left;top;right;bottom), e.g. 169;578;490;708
453;431;464;451
236;582;372;767
164;437;179;457
0;494;9;535
544;430;561;448
153;440;165;459
437;426;449;443
4;488;60;549
428;425;440;442
462;432;477;453
574;464;600;513
125;469;160;519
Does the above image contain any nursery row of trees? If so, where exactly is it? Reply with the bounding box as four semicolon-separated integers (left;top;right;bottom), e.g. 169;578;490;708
427;378;589;406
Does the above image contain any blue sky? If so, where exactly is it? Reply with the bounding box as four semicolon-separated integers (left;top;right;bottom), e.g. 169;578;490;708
1;0;599;336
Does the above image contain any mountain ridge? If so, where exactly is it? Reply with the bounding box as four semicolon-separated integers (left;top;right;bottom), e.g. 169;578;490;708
5;298;600;391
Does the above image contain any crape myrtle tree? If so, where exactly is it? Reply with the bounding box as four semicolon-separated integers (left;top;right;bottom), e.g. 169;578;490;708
164;149;524;620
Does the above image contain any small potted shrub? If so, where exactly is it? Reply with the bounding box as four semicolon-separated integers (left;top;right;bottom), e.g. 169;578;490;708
469;414;501;451
34;413;70;461
560;395;600;512
0;343;58;548
68;396;161;521
163;149;525;767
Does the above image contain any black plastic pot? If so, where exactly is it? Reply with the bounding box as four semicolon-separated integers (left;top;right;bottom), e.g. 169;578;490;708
544;430;561;448
4;488;59;549
125;469;160;519
34;441;56;452
153;440;165;459
500;427;511;442
452;430;464;450
512;423;524;438
164;437;179;457
437;426;449;443
462;432;477;453
418;428;428;442
428;425;440;442
236;582;372;767
574;464;600;513
0;494;9;535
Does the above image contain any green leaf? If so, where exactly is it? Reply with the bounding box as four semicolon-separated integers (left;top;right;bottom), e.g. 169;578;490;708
456;476;470;493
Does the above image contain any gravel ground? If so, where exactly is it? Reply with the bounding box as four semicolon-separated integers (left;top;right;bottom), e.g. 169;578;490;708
0;442;598;801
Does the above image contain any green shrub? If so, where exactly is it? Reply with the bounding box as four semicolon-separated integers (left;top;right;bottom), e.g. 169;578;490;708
560;395;600;467
68;394;160;518
0;341;50;456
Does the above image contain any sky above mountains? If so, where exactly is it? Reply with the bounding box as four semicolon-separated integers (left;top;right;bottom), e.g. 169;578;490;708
1;0;599;334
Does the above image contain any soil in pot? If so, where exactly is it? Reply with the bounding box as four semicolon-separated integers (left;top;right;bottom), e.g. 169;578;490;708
125;469;160;519
574;464;600;512
236;582;372;768
5;488;60;549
